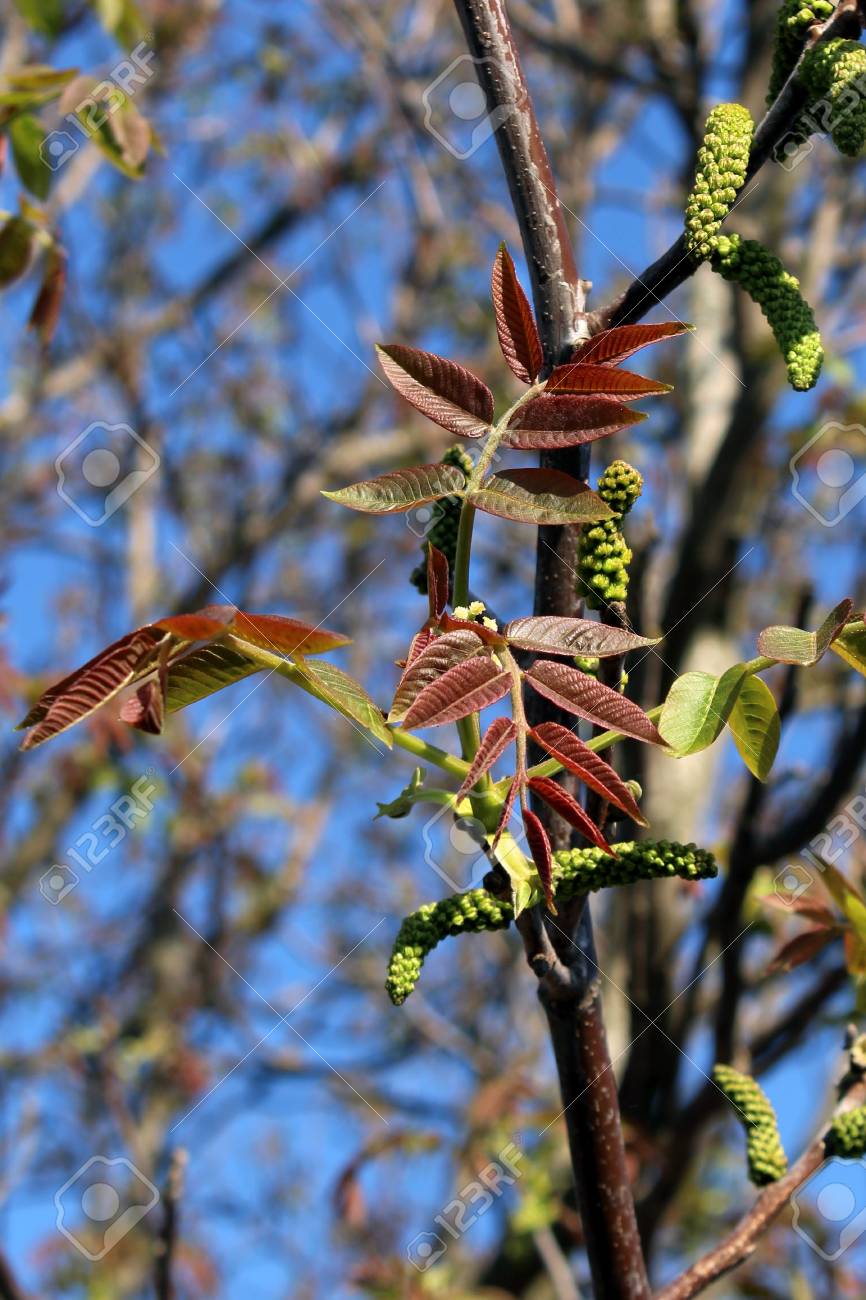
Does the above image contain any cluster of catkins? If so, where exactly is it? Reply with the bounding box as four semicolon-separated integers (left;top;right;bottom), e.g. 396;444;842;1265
828;1104;866;1156
768;0;837;102
682;94;825;391
712;234;824;391
579;460;642;610
410;444;474;594
800;37;866;156
713;1065;789;1185
684;103;754;262
386;840;717;1005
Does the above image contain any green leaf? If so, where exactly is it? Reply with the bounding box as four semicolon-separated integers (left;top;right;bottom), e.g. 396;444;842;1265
165;645;261;713
9;113;51;199
830;620;866;677
294;660;393;748
659;664;749;756
728;675;780;781
0;216;34;288
13;0;64;36
757;598;853;667
488;830;535;918
467;469;613;525
322;463;466;514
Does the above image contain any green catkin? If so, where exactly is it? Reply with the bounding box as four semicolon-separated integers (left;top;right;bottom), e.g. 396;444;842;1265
684;104;754;263
579;460;642;610
712;234;824;391
386;841;717;1005
768;1;836;104
800;38;866;157
713;1065;788;1186
410;445;474;594
828;1105;866;1156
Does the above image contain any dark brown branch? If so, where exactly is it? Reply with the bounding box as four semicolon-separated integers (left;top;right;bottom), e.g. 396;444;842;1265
451;3;650;1297
593;0;866;330
155;1148;187;1300
0;1252;27;1300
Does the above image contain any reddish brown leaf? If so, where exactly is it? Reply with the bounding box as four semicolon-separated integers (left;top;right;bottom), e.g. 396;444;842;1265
569;322;692;367
530;722;647;825
19;627;164;749
230;611;351;658
491;244;543;384
528;777;614;854
376;343;494;438
502;394;646;450
468;469;613;526
759;893;836;925
389;630;485;723
546;363;672;399
505;616;657;658
767;926;838;974
522;808;556;911
400;627;433;672
402;656;510;730
28;244;67;345
119;670;166;735
154;605;237;642
427;546;449;622
525;660;664;744
323;463;467;513
455;717;517;800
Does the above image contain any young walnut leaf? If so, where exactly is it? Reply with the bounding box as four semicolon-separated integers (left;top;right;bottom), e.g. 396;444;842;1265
568;322;692;367
528;777;614;855
526;660;664;744
426;546;450;622
376;344;494;438
491;244;543;384
120;667;167;735
322;463;466;514
522;808;556;911
455;717;516;801
389;630;485;723
757;598;853;667
502;394;646;450
467;469;613;526
505;616;657;658
164;644;261;714
545;363;672;399
530;722;647;825
229;612;351;658
294;660;392;748
154;605;237;641
402;656;510;730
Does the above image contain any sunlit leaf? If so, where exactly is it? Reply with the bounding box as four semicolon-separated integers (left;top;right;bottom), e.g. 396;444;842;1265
505;615;657;658
757;598;853;666
568;322;692;367
455;717;516;800
501;394;645;449
728;675;780;781
295;659;392;748
545;363;672;399
402;656;510;730
468;469;613;526
658;665;749;756
525;660;664;743
767;927;838;974
528;777;613;855
491;243;543;384
389;630;484;723
322;463;466;513
164;644;261;713
830;620;866;677
376;343;494;438
230;611;351;658
153;605;237;642
530;722;647;825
